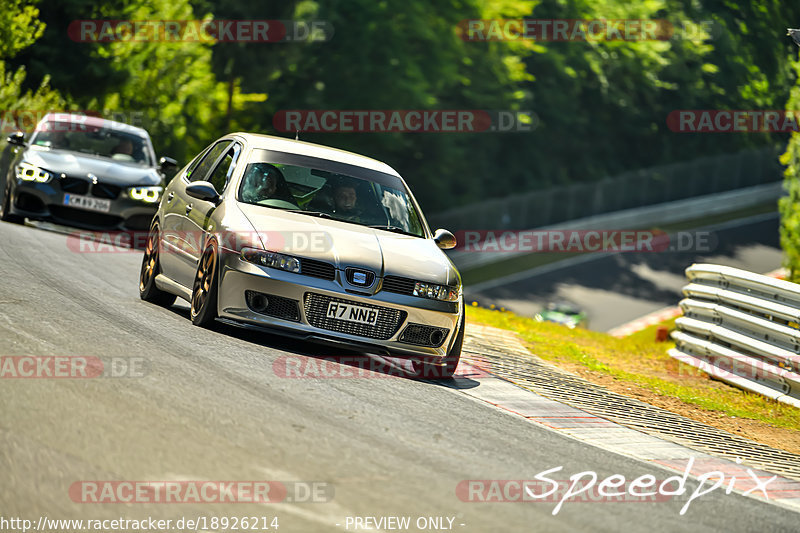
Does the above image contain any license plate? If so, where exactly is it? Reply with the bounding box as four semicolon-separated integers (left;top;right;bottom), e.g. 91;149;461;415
63;194;111;213
326;301;378;326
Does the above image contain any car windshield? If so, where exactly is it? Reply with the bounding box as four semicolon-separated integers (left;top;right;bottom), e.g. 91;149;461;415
30;120;153;166
238;150;427;238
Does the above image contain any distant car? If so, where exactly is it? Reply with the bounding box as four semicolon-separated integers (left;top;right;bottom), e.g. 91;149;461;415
535;301;587;329
138;132;464;378
0;113;176;230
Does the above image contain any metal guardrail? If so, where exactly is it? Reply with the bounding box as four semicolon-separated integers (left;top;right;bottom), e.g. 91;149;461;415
669;263;800;407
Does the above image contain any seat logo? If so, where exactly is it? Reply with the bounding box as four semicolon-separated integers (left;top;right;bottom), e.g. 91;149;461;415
346;268;375;287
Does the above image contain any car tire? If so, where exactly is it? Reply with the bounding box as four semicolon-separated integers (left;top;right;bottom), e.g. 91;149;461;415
139;223;176;306
190;240;219;328
411;306;465;380
0;183;24;224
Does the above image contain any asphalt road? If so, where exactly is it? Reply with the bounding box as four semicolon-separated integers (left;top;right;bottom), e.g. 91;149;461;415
466;213;782;332
0;220;797;532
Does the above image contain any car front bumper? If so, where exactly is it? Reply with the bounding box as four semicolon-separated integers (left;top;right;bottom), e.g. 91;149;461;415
216;251;463;362
7;178;158;231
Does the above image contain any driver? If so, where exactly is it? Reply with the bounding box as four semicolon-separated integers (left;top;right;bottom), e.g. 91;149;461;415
242;164;278;203
332;181;364;222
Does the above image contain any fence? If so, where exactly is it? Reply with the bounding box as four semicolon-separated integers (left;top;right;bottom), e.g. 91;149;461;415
669;264;800;407
428;146;782;233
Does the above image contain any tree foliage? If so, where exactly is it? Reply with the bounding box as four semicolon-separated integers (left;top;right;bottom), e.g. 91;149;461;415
10;0;800;213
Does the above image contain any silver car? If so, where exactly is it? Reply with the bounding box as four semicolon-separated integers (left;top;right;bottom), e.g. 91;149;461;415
0;113;176;230
139;133;464;378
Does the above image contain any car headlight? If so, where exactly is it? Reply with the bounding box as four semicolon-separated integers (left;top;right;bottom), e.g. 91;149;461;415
241;247;301;273
128;186;163;203
413;281;460;302
16;162;52;183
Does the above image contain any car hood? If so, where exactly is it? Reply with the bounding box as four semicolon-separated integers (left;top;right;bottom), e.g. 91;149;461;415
23;148;161;186
237;203;460;286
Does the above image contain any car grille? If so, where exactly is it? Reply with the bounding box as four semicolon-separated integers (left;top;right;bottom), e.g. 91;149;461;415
303;293;406;340
399;323;449;347
58;177;122;199
59;177;90;195
245;291;300;322
300;258;336;280
92;182;122;199
381;275;416;295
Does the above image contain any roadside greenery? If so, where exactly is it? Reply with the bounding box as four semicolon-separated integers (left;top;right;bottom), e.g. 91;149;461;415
466;305;800;436
5;0;800;212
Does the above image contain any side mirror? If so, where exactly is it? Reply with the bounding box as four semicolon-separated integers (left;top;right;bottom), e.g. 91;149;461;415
6;131;25;146
158;156;178;183
433;228;457;250
158;156;177;170
186;181;221;205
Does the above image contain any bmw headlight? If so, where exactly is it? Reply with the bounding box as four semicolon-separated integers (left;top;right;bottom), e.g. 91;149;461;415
413;281;460;302
241;247;301;273
128;186;163;203
16;162;52;183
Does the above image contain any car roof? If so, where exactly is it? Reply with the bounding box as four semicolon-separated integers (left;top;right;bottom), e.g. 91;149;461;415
38;113;150;137
232;132;401;177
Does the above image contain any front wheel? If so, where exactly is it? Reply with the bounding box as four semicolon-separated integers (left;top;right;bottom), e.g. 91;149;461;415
190;240;219;327
0;183;24;224
139;224;176;306
411;310;465;380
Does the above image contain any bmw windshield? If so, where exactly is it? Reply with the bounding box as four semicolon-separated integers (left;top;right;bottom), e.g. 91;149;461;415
238;149;427;238
29;120;154;166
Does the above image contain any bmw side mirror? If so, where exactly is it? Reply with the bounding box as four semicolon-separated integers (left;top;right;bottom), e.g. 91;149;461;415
158;156;178;183
186;181;221;205
158;156;177;170
433;228;457;250
6;131;25;146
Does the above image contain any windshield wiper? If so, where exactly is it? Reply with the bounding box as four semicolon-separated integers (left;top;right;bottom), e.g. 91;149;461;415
369;225;416;236
287;210;333;219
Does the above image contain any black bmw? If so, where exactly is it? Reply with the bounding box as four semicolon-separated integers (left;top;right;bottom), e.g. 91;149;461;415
0;113;175;231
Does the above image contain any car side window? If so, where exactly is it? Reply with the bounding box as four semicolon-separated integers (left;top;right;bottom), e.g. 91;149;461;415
206;143;241;194
187;141;230;183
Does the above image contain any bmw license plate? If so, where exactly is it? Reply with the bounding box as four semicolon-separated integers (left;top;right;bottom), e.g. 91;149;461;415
63;194;111;213
326;301;378;326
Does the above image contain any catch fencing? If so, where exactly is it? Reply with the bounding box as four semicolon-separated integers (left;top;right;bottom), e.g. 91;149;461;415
428;146;782;233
